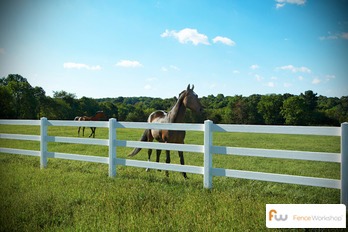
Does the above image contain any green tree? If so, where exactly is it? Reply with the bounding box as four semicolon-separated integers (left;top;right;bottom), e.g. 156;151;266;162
100;101;118;118
257;94;284;125
126;107;146;122
33;86;46;118
53;91;79;119
281;96;307;125
0;74;38;119
300;90;320;124
0;85;15;118
79;97;99;116
245;94;263;124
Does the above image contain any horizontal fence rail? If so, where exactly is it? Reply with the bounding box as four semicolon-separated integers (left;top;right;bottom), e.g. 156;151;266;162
0;118;347;208
213;124;341;136
212;146;341;163
211;168;341;189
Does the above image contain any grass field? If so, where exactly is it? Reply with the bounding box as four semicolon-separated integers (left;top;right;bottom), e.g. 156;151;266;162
0;124;344;231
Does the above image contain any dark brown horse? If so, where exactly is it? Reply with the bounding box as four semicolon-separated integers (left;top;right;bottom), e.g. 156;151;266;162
128;84;203;178
75;111;106;138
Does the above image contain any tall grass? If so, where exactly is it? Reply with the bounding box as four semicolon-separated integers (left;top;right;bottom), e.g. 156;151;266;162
0;124;344;231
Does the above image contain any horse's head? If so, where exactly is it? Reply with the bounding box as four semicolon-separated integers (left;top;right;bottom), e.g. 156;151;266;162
183;84;203;114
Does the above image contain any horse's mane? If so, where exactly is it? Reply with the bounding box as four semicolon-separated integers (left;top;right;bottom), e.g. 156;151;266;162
168;90;187;113
93;111;103;117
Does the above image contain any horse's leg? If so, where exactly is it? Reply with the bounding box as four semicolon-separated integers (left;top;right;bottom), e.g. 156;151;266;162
156;149;162;172
89;127;95;138
146;134;154;172
78;127;81;136
165;150;170;177
178;151;188;179
146;149;153;172
82;127;85;136
89;127;92;137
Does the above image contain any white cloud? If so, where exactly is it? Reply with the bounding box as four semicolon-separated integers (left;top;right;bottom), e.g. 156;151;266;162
0;48;5;55
319;35;338;40
276;65;311;73
160;29;170;38
64;62;88;69
271;76;278;80
319;32;348;40
278;0;306;4
325;75;336;82
212;36;236;46
233;70;240;74
342;32;348;40
210;83;217;88
90;65;101;70
144;84;152;89
284;83;292;87
162;65;180;71
170;65;180;71
275;0;306;8
265;82;275;87
326;75;336;79
298;76;304;80
312;78;321;84
297;67;311;72
255;74;264;81
161;28;210;45
63;62;101;70
115;60;143;68
250;64;260;70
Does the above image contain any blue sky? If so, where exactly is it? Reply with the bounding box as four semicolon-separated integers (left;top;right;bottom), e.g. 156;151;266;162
0;0;347;98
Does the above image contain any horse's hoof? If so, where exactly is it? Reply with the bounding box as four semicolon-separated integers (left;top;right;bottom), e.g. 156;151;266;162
146;168;150;172
157;169;161;172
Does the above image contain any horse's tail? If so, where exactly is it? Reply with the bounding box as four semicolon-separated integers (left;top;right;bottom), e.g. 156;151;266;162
128;129;149;157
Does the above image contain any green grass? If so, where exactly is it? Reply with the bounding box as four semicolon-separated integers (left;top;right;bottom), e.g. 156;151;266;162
0;124;344;231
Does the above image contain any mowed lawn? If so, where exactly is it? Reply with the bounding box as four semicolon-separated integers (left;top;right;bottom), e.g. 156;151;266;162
0;124;343;231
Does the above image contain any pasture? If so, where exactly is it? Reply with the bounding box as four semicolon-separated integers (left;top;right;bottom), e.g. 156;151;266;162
0;124;343;231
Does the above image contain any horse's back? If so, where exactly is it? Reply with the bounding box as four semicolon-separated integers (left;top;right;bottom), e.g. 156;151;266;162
148;110;168;123
148;110;185;143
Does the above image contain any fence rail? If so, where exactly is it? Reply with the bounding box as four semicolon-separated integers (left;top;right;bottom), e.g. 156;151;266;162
0;118;347;207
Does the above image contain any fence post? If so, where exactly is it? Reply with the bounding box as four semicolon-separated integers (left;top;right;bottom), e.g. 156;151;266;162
204;120;213;189
109;118;117;177
40;117;48;169
341;122;348;208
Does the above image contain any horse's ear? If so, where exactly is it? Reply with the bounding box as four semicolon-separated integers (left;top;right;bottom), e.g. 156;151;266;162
192;84;194;90
187;84;190;91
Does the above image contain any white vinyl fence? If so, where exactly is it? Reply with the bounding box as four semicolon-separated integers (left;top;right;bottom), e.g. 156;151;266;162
0;118;347;207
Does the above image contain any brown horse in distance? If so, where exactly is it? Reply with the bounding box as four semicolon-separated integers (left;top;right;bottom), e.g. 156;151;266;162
75;111;106;138
128;84;203;178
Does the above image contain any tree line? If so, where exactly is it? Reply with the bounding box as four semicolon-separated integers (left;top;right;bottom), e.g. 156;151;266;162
1;74;347;126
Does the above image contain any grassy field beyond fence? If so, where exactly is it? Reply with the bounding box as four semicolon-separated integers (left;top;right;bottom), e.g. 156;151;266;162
0;124;344;231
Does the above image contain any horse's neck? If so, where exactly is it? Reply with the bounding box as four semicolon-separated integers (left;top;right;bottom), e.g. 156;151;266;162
92;113;101;120
168;93;186;123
